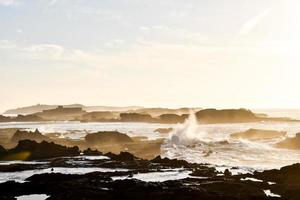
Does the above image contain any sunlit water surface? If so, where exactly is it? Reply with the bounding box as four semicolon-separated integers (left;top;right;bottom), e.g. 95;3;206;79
1;115;300;172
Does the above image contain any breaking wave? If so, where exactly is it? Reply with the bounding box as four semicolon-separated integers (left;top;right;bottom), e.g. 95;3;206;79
162;113;300;170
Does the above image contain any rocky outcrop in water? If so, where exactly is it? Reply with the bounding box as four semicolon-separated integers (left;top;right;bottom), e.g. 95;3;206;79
83;148;103;156
195;109;259;123
11;129;50;143
275;133;300;150
158;114;188;123
154;128;173;134
0;140;80;161
0;115;11;122
253;163;300;200
85;131;133;145
231;129;287;140
0;140;299;199
1;150;299;199
0;114;44;122
120;113;155;122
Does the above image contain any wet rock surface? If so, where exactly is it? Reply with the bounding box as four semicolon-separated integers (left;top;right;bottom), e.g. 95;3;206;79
0;147;298;199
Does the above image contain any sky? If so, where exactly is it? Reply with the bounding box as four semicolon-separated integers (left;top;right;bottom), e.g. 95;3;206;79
0;0;300;112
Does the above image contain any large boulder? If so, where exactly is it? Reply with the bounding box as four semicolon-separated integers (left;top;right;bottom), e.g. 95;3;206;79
0;140;80;160
158;114;188;124
275;133;300;149
11;129;50;143
195;109;259;123
85;131;133;145
119;113;155;122
230;129;287;140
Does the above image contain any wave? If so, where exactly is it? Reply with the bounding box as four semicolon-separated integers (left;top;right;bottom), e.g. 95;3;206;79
168;112;211;146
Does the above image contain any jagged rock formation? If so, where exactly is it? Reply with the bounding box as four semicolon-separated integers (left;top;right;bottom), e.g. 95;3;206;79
83;148;103;156
1;150;299;199
0;140;299;199
0;140;80;160
11;129;50;143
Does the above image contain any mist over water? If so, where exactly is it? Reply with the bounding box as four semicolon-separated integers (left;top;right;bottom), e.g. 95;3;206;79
169;113;210;145
1;113;300;171
162;113;300;171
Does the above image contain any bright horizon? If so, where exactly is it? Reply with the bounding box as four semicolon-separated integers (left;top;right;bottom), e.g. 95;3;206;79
1;0;300;112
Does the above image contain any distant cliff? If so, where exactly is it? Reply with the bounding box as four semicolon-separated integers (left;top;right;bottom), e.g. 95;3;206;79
4;104;84;115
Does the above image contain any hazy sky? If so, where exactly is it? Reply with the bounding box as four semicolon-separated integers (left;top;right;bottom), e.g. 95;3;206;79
1;0;300;112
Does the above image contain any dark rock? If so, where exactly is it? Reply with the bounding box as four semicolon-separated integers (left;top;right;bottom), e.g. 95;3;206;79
190;167;217;177
0;145;6;152
151;156;190;168
0;171;274;200
0;140;80;161
254;163;300;200
83;148;103;156
231;129;287;140
224;169;232;177
85;131;133;145
0;164;42;172
105;151;137;161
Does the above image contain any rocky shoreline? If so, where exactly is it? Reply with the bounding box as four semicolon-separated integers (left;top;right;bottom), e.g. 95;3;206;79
0;141;299;200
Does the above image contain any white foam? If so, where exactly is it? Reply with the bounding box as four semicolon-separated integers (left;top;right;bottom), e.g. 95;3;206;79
162;114;300;170
0;161;49;165
241;177;263;182
78;155;110;160
0;167;128;183
112;170;193;182
16;194;49;200
264;190;281;197
169;113;210;146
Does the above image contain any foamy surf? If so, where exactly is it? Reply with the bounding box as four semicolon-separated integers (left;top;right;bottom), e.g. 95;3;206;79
162;113;300;171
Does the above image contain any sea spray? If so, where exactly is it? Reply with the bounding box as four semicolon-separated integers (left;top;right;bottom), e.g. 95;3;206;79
169;112;210;146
